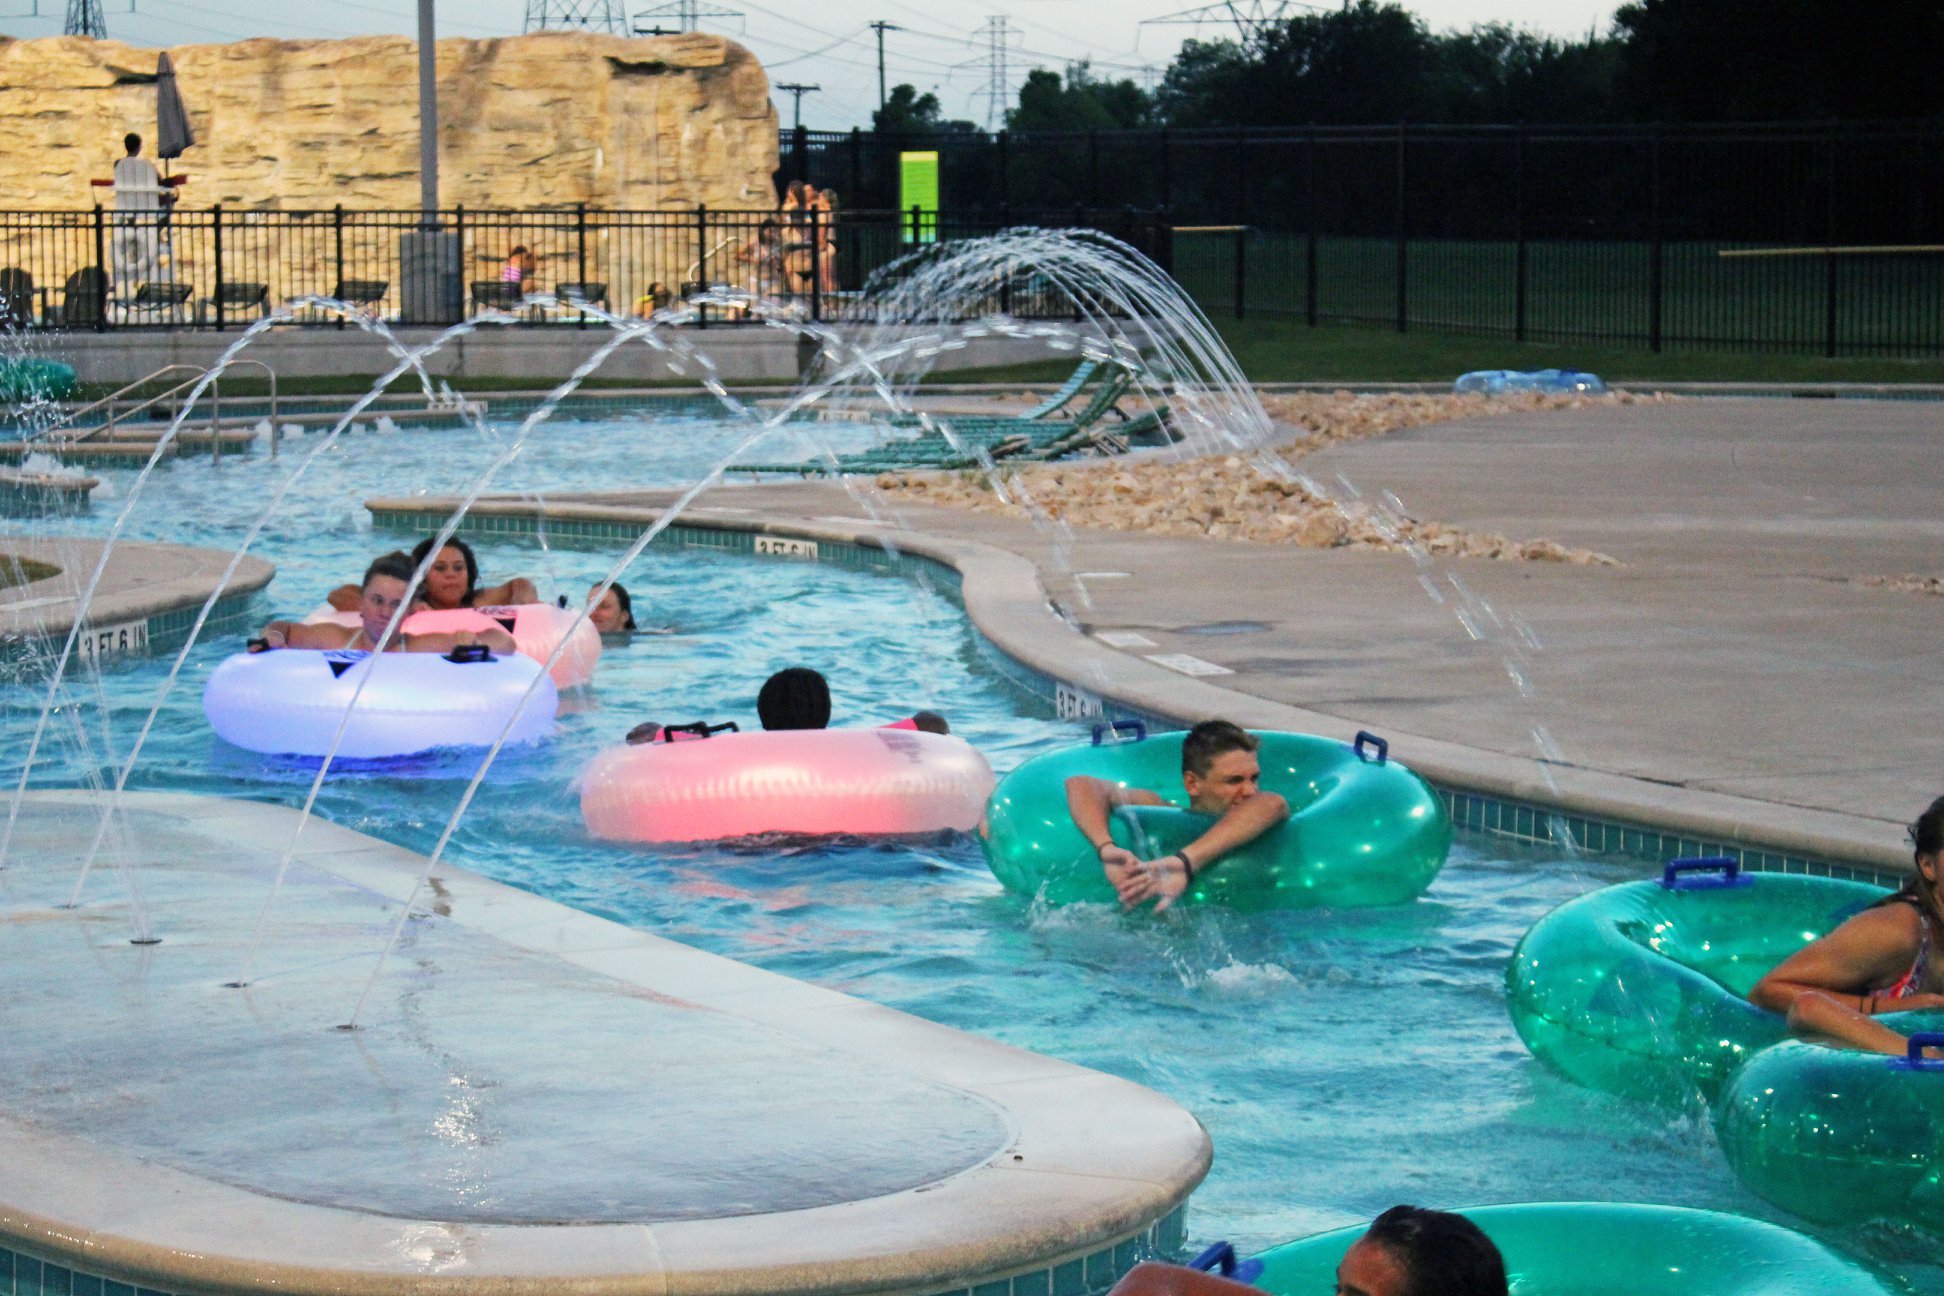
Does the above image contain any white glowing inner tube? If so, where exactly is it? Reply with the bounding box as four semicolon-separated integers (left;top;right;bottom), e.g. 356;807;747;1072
204;648;560;759
580;728;997;843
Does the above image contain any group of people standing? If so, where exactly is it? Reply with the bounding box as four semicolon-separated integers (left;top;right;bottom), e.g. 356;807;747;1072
735;180;840;302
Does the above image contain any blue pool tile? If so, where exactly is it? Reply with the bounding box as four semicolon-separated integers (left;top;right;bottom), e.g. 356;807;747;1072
974;1280;1010;1296
69;1276;100;1296
15;1257;41;1296
1012;1268;1052;1296
1084;1247;1119;1291
1051;1256;1087;1296
1113;1238;1141;1272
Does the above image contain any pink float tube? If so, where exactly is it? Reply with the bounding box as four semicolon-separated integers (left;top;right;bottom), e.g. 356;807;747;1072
580;728;997;843
306;603;601;688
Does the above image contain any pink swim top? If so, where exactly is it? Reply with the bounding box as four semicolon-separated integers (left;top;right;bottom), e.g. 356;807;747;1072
1882;895;1936;1000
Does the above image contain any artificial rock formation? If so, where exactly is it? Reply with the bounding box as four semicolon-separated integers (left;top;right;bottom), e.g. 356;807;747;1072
0;31;779;212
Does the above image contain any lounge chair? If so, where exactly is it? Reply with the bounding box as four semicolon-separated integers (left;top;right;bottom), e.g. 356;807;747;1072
883;359;1100;428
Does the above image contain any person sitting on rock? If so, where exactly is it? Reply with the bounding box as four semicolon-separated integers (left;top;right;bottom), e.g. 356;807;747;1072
1750;794;1944;1057
1065;719;1289;912
256;553;515;655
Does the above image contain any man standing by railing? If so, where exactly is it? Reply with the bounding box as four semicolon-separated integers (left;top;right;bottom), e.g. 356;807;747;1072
99;133;177;309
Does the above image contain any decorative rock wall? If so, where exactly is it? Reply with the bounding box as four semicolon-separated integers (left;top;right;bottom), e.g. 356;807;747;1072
0;31;779;212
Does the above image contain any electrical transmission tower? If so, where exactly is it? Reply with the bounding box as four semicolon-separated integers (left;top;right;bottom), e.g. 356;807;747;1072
66;0;106;37
1139;0;1321;40
631;0;744;35
977;15;1013;131
523;0;626;33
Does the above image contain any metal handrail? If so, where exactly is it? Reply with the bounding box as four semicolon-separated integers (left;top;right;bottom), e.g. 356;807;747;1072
50;362;278;460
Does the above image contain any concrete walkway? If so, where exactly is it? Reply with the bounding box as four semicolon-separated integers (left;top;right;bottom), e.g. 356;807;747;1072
513;395;1940;869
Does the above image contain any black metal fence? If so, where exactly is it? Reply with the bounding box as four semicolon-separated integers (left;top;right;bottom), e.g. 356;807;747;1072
784;119;1944;356
0;205;1170;334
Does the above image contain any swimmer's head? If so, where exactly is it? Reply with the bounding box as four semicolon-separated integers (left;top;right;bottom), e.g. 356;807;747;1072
757;667;830;731
588;582;636;633
911;710;949;735
410;535;478;608
1180;720;1261;817
1347;1205;1507;1296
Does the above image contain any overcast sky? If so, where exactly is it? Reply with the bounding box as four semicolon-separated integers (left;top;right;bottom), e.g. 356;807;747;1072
0;0;1618;130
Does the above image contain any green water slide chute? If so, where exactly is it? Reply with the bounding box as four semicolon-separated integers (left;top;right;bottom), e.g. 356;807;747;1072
980;724;1451;911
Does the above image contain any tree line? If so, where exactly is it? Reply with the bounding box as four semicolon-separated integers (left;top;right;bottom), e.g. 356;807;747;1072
872;0;1942;133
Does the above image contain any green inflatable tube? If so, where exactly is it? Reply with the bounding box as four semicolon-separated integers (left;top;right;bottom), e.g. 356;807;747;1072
1246;1202;1904;1295
1506;861;1885;1105
0;357;77;403
980;725;1450;911
1717;1008;1944;1232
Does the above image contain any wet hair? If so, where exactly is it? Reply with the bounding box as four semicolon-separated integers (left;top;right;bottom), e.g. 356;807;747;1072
124;133;141;154
608;581;636;631
1181;720;1258;778
1362;1206;1507;1296
362;551;415;589
1913;797;1944;863
911;710;949;735
757;667;830;731
510;244;529;257
410;535;479;600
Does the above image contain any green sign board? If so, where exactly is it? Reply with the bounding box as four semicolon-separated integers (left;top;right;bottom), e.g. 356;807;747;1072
899;151;939;243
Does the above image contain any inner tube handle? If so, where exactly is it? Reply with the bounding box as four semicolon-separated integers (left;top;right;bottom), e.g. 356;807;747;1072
1091;719;1147;746
1185;1243;1264;1284
1893;1032;1944;1071
443;643;494;664
1353;730;1388;764
658;720;741;741
245;637;270;653
1661;856;1748;890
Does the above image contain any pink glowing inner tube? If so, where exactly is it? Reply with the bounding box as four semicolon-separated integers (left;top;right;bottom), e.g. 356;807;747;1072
580;727;998;843
305;602;601;688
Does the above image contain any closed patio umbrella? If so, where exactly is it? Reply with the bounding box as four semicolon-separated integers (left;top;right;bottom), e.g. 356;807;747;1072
155;52;194;169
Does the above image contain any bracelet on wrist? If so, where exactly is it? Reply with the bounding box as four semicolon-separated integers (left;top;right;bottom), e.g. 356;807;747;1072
1177;848;1196;882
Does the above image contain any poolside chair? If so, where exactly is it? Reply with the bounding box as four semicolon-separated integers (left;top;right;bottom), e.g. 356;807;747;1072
126;281;194;324
471;280;524;313
0;268;38;329
330;279;389;309
52;268;107;329
883;359;1100;428
199;281;269;324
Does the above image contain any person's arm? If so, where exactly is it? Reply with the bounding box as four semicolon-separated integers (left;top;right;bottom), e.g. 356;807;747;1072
402;626;518;655
474;576;539;606
324;583;361;612
1749;906;1928;1015
1112;792;1292;912
1787;990;1943;1057
1066;774;1168;870
253;620;350;650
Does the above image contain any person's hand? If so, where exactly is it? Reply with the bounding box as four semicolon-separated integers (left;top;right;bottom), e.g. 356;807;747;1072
249;627;286;652
625;722;662;745
453;629;476;647
1106;852;1189;912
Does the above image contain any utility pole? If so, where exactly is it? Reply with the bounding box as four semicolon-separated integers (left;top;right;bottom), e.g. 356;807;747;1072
65;0;105;37
776;82;820;131
868;20;901;118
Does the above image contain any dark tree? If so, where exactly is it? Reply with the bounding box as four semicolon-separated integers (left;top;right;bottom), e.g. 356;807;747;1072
1007;63;1155;131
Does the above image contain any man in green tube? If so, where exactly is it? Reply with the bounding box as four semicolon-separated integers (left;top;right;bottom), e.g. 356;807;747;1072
1064;719;1288;912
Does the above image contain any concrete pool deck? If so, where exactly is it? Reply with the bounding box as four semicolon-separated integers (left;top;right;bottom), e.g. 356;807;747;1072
389;394;1938;874
0;792;1207;1296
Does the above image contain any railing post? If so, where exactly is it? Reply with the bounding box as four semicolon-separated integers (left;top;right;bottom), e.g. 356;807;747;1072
1159;127;1172;210
1513;127;1527;343
909;203;920;245
92;204;107;332
792;125;808;183
1233;226;1246;320
1305;123;1318;328
452;203;466;321
997;130;1010;208
809;205;823;323
1823;123;1839;358
849;126;863;205
212;204;225;331
575;201;589;329
1088;129;1100;207
1648;127;1663;353
695;203;708;329
1236;128;1249;227
1395;121;1408;334
333;203;346;330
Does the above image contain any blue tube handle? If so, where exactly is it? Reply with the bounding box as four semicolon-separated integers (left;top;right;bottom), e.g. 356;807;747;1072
1091;719;1147;746
1661;856;1747;890
1893;1032;1944;1071
1185;1242;1263;1284
1353;730;1388;764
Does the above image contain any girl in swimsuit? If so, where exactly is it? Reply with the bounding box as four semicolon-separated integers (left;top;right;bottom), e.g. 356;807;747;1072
1750;795;1944;1055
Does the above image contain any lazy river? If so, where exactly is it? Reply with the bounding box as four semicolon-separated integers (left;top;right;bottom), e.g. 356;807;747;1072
3;402;1935;1287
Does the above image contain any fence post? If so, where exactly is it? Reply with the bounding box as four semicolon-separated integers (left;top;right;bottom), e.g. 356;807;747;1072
575;202;589;329
1648;127;1663;353
1088;130;1100;207
1305;123;1318;328
1395;121;1408;334
1234;226;1246;320
1823;123;1839;358
92;204;107;331
1513;127;1527;343
212;204;225;331
695;203;708;329
909;203;920;246
997;130;1010;208
809;204;822;323
452;204;465;322
1236;128;1249;227
792;125;809;183
1159;127;1172;211
849;127;863;205
333;203;346;330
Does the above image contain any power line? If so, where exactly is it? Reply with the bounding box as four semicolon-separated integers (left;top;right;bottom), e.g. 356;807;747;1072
977;14;1013;129
1140;0;1322;41
631;0;744;36
523;0;625;34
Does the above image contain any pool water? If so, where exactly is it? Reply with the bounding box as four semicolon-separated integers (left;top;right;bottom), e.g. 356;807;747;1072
4;405;1936;1285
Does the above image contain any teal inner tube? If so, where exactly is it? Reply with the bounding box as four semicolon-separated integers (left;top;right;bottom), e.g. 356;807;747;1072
1717;1008;1944;1232
979;724;1450;911
0;357;77;403
1506;859;1884;1105
1246;1202;1904;1296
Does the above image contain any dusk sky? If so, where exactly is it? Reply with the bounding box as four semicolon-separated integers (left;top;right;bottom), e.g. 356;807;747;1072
0;0;1619;129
